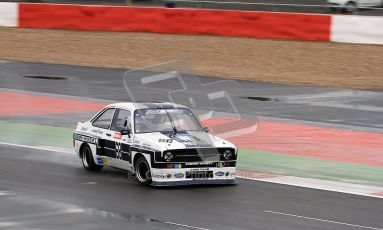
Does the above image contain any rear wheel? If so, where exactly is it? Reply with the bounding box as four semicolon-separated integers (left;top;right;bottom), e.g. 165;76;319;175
329;6;339;13
135;157;152;185
81;145;103;172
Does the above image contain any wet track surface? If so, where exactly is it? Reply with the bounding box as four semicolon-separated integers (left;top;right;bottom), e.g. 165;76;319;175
0;61;383;229
1;61;383;131
1;145;383;230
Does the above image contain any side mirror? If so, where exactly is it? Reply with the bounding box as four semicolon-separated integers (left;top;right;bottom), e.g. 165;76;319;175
204;127;209;133
121;129;131;137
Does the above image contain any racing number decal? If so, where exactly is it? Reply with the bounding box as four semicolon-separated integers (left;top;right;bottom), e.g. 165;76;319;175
113;141;132;163
115;142;122;160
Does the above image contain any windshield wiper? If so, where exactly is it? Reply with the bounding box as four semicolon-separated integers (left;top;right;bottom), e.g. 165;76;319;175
165;110;178;136
172;126;178;134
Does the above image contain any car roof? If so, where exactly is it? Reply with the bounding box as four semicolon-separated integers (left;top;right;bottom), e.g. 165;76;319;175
106;102;188;110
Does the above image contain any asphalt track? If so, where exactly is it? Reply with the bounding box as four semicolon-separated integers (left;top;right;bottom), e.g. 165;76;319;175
1;145;383;230
0;61;383;230
1;61;383;131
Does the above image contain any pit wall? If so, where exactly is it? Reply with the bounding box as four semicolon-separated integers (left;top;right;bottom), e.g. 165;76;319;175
0;2;382;45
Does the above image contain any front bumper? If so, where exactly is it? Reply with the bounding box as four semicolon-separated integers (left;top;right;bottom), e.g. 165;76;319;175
150;167;237;186
152;179;237;186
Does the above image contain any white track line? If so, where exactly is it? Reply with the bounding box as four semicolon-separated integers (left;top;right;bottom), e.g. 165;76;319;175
162;221;211;230
0;190;13;196
0;210;84;222
265;210;383;230
81;182;97;185
0;222;18;227
237;175;383;199
0;141;73;154
84;208;210;230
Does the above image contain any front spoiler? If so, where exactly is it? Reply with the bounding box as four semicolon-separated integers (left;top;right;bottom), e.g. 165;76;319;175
151;179;237;187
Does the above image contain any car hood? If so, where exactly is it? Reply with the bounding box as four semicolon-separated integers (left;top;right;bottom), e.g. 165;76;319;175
133;131;235;151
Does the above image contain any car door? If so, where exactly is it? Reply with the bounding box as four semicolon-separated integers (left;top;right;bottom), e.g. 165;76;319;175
110;108;133;170
91;107;118;166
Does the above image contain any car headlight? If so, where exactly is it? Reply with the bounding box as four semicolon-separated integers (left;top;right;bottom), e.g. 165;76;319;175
164;151;174;162
223;149;233;160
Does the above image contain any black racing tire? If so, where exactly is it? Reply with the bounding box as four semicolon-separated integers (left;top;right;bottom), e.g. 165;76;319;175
329;7;338;14
134;157;152;185
81;144;103;172
344;1;356;13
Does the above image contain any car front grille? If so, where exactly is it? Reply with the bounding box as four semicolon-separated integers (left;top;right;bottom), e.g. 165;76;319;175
156;148;236;163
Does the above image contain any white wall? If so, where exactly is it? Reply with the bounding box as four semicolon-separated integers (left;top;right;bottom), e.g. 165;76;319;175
331;15;383;45
0;3;18;27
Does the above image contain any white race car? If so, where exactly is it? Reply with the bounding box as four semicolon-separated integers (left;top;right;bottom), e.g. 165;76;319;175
327;0;383;13
73;102;237;186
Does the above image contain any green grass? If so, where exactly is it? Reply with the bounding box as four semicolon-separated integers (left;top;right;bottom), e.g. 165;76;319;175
238;148;383;187
0;121;73;148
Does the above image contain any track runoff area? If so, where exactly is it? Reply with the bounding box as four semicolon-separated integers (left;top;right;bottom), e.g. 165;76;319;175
0;61;382;230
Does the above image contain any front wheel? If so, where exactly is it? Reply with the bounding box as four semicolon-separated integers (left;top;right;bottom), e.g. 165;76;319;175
135;157;152;185
344;1;356;13
81;145;103;172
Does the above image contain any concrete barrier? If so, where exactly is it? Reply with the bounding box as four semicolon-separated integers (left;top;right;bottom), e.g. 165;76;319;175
0;2;18;27
1;3;382;45
18;3;331;41
331;15;383;45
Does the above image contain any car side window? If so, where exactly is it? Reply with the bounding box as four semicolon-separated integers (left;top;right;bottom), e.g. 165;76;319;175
92;108;116;130
111;109;131;132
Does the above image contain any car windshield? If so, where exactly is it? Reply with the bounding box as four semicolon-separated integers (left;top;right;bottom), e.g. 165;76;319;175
134;108;203;133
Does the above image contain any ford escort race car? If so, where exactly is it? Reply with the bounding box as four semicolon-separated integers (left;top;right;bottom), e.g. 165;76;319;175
73;102;237;186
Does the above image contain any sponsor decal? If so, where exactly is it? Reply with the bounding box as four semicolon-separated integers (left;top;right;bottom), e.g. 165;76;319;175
174;173;185;178
144;109;183;115
186;161;215;166
166;163;182;169
74;133;98;145
169;133;212;147
132;144;156;151
152;174;168;179
159;138;173;143
183;141;208;147
143;143;151;148
96;157;107;165
190;168;209;171
91;129;103;135
145;109;166;115
215;171;225;177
